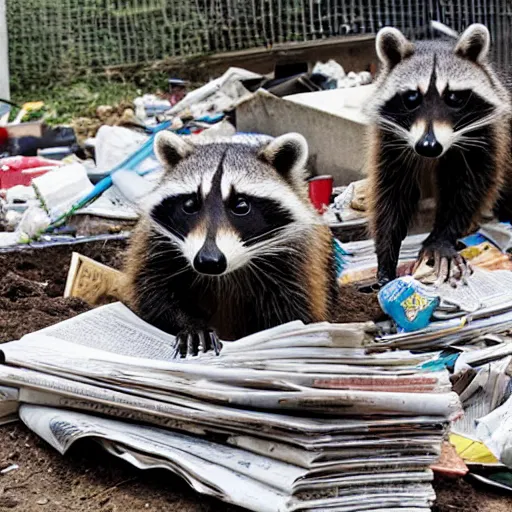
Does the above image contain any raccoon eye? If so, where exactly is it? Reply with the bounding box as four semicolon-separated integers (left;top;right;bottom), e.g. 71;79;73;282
402;90;422;110
182;196;200;215
231;197;251;216
444;90;471;109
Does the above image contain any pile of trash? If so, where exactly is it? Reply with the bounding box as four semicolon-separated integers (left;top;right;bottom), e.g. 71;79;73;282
4;55;512;507
325;172;512;492
0;59;373;250
6;212;512;508
326;210;512;492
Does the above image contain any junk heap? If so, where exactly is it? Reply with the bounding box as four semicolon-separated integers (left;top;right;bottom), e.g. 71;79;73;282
1;60;512;511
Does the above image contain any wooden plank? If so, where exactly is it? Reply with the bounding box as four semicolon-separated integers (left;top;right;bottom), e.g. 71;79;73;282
6;121;44;139
204;35;378;75
105;35;378;77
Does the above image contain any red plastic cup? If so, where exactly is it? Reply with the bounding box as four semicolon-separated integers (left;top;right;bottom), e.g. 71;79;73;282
0;127;8;147
308;175;334;213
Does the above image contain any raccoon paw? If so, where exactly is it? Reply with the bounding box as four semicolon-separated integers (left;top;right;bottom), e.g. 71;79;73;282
176;328;222;358
415;242;472;287
372;266;397;290
360;279;388;293
376;274;393;289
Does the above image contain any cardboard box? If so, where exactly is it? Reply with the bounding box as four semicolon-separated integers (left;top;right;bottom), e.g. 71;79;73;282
6;121;44;139
64;252;124;306
236;86;374;185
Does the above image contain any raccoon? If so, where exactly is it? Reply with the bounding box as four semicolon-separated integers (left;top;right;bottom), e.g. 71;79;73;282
365;23;512;285
123;132;339;356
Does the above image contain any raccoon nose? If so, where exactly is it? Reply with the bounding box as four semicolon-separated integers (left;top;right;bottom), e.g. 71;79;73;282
194;243;227;275
415;130;443;158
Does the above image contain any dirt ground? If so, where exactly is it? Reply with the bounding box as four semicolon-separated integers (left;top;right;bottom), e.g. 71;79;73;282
0;240;126;343
0;240;511;511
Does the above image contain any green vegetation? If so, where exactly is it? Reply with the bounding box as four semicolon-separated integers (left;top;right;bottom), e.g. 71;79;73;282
8;56;209;125
10;79;143;126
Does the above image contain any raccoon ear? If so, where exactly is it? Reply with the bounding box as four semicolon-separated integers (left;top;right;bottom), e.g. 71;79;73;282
154;131;193;168
376;27;414;68
455;23;490;63
260;133;309;183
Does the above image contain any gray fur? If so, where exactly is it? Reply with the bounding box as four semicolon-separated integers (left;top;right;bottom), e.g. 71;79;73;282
125;133;338;353
367;24;511;120
145;133;316;223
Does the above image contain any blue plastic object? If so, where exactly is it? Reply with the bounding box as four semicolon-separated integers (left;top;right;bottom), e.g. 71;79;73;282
333;239;347;277
460;233;488;248
378;276;440;332
421;352;460;372
45;120;171;231
195;113;225;124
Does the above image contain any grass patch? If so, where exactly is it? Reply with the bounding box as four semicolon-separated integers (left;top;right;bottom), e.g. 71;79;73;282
10;79;145;126
8;56;211;126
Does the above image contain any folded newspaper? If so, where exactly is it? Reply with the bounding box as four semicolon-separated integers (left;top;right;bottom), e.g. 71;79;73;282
336;227;512;352
373;268;512;352
0;303;462;511
338;223;512;286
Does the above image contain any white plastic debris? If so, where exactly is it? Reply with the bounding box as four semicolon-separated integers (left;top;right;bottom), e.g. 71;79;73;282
0;203;51;247
16;206;51;239
133;97;147;121
336;71;373;89
170;117;184;131
0;464;19;475
6;184;36;204
111;170;156;206
32;163;94;219
311;61;372;90
5;210;23;229
77;186;140;221
476;393;512;468
0;232;19;248
94;126;149;173
169;67;260;117
358;71;373;85
134;94;171;117
323;179;367;224
312;59;346;88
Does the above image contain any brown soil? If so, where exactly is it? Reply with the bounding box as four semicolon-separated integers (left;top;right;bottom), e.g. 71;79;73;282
335;285;385;323
0;239;127;342
0;423;241;512
0;240;511;511
433;475;512;512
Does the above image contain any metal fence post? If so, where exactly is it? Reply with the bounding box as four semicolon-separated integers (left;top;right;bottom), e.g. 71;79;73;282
0;0;10;101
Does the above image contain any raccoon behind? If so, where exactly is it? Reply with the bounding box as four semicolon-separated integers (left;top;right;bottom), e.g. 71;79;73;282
365;23;512;285
123;132;339;355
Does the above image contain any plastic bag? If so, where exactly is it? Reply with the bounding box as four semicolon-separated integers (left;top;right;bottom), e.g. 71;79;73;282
378;276;440;331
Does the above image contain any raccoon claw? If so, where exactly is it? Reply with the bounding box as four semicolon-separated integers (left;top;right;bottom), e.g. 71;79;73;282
373;269;395;290
415;243;472;287
176;329;222;358
376;277;392;289
360;282;385;293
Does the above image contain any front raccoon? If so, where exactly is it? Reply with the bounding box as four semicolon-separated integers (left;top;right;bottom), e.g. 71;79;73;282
366;23;512;285
124;132;339;355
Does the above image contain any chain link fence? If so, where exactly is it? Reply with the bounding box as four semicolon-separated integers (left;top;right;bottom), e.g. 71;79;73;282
6;1;512;89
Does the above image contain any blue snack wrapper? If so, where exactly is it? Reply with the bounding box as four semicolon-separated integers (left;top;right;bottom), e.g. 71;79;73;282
378;276;440;332
332;239;347;277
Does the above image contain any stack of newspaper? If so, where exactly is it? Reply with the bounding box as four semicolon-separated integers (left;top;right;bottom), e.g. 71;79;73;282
338;223;512;285
338;234;427;285
372;268;512;352
335;223;512;353
0;303;462;511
